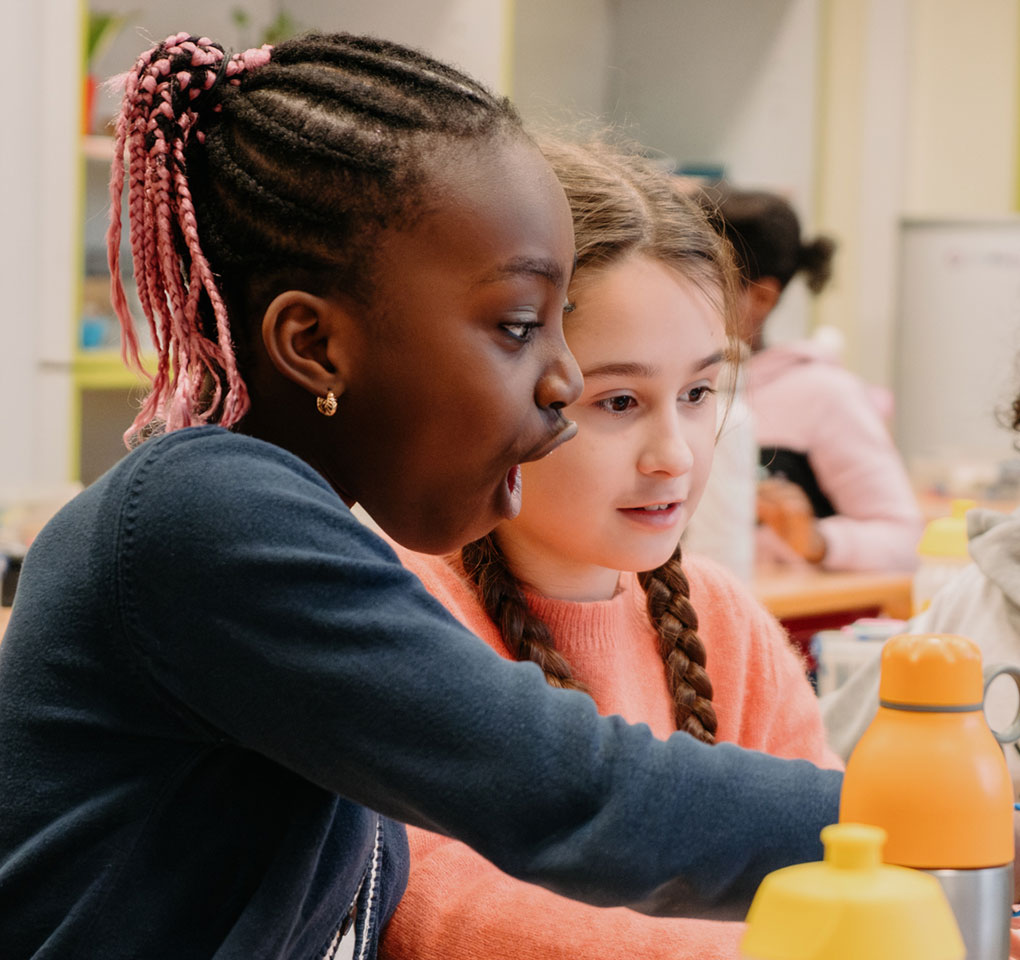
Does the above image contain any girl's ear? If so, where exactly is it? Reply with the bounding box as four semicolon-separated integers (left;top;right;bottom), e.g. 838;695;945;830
259;290;360;397
748;276;782;321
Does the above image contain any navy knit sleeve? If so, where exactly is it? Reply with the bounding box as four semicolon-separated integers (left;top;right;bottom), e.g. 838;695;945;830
115;429;841;918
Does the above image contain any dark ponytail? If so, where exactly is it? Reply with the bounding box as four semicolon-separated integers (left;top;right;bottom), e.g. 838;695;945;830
798;235;837;294
696;185;836;294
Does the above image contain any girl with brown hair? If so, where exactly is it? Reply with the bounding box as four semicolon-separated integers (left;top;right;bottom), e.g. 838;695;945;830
381;142;841;960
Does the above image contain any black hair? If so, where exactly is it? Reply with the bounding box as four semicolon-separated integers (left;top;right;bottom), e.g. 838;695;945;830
191;31;523;318
109;30;524;434
697;186;836;293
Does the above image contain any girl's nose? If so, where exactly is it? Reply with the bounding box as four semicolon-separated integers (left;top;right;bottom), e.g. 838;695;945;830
535;334;583;411
637;418;695;477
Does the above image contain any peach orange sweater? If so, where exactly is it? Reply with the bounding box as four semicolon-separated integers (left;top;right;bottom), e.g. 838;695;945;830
380;550;842;960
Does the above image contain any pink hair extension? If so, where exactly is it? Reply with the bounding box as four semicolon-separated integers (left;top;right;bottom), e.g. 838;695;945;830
106;34;272;444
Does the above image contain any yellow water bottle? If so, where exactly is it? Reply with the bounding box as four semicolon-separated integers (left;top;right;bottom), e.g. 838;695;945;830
912;499;974;614
741;822;963;960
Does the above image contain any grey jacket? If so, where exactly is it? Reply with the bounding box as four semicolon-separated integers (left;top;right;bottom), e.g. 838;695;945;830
821;505;1020;783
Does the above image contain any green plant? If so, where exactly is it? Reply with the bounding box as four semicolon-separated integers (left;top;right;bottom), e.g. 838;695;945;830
231;6;301;48
86;10;131;71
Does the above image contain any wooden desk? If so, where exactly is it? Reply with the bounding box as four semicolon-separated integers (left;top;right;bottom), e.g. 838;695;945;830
754;568;914;622
754;567;913;674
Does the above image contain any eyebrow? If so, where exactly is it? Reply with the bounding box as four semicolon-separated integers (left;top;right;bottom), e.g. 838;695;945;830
478;256;565;288
584;350;727;380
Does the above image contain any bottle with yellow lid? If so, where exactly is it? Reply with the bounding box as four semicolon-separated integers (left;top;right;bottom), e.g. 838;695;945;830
912;499;975;614
741;822;963;960
840;633;1014;960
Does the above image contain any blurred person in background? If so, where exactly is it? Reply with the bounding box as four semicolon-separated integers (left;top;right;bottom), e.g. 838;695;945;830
698;186;923;573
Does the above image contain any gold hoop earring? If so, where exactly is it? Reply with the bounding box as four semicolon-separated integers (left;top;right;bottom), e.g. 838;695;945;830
316;390;338;417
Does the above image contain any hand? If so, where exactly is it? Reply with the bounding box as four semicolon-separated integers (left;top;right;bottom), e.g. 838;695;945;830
756;477;827;565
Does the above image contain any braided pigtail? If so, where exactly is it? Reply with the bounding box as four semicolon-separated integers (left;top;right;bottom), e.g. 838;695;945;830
108;34;273;440
461;536;588;693
108;30;522;446
638;546;717;744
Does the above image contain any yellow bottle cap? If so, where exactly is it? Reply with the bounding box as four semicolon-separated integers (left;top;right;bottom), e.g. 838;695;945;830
916;499;975;558
741;823;964;960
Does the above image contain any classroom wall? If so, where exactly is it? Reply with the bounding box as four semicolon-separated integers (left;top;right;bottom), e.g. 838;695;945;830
510;0;613;129
91;0;509;128
813;0;911;389
605;0;821;345
814;0;1018;403
904;0;1019;218
1;0;79;496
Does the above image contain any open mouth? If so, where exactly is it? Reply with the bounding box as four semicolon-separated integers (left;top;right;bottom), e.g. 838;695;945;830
523;418;578;464
499;419;576;522
619;502;683;523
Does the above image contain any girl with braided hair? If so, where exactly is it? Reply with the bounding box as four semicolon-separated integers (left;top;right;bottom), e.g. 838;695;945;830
0;32;842;960
381;141;841;960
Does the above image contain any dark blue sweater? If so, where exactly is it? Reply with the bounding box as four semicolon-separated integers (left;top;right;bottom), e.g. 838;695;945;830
0;428;842;958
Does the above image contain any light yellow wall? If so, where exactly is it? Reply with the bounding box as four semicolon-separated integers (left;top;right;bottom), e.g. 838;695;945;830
509;0;613;130
814;0;869;369
904;0;1019;217
814;0;1019;389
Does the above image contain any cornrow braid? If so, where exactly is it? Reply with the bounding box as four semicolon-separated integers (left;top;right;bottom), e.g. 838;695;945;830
638;547;717;744
108;30;522;443
460;536;588;693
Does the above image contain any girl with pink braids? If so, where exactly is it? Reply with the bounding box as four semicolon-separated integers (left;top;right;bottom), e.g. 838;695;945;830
0;31;840;960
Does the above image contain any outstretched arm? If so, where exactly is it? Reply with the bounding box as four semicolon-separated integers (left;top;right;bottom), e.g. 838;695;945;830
381;829;746;960
127;432;843;917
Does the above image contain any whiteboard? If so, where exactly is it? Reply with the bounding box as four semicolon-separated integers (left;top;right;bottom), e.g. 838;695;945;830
894;219;1020;468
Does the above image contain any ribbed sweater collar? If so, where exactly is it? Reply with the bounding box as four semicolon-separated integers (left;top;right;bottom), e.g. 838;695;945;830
523;572;646;654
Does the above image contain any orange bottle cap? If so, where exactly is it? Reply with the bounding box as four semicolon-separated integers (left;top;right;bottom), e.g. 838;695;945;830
878;633;982;708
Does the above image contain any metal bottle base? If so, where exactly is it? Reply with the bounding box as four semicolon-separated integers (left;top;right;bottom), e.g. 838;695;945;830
923;863;1012;960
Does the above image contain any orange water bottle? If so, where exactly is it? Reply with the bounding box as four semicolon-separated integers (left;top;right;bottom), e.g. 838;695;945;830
840;634;1016;960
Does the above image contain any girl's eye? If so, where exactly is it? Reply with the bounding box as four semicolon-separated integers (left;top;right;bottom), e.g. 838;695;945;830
596;395;636;414
502;318;541;343
563;301;576;315
684;385;716;405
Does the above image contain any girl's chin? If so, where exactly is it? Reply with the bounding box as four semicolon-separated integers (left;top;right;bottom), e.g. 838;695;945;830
617;542;685;574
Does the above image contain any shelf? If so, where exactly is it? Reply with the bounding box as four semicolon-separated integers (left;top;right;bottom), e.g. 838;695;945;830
72;350;153;390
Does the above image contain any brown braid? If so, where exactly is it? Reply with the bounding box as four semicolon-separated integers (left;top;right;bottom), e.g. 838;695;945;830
638;546;717;744
460;536;588;693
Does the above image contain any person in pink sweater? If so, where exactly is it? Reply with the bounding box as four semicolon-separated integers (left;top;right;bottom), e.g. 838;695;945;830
378;142;842;960
699;187;923;572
